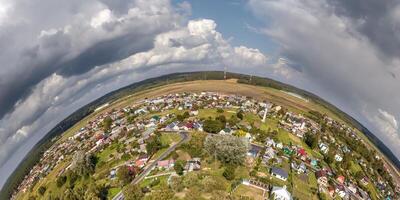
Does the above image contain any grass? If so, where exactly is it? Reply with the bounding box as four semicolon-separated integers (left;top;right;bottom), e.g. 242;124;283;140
198;108;237;119
233;184;265;200
107;187;121;200
292;174;318;200
160;133;181;146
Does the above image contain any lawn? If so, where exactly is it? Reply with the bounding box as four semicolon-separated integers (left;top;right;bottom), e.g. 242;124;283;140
198;108;237;119
160;133;181;146
233;184;265;200
107;187;121;200
292;174;318;200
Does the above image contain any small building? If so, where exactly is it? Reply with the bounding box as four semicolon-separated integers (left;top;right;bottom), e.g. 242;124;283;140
271;167;288;181
336;175;345;184
157;159;175;170
248;144;263;158
334;154;343;162
271;185;292;200
319;143;329;154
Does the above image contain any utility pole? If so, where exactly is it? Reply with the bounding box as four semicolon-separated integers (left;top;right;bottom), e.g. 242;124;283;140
224;66;227;80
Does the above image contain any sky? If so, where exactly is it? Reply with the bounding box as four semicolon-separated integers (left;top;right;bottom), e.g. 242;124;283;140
0;0;399;189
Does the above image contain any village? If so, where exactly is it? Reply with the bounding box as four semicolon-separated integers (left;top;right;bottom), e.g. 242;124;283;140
13;92;398;200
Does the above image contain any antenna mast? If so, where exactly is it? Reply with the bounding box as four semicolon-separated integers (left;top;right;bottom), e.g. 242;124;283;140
224;66;227;80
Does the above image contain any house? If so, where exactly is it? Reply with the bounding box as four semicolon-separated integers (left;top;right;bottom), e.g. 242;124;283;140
110;169;116;179
271;167;289;181
276;142;283;149
263;147;276;162
319;143;329;154
360;176;370;186
193;122;203;131
248;144;263;158
219;128;232;135
335;185;346;198
266;137;276;147
335;154;343;162
328;186;335;197
271;185;292;200
165;122;179;131
190;109;199;116
297;148;307;157
297;162;307;173
336;175;345;184
135;159;146;168
185;158;201;172
315;170;328;187
291;162;306;174
157;159;175;169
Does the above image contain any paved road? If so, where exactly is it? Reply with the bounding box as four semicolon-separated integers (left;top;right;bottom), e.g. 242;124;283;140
112;131;189;200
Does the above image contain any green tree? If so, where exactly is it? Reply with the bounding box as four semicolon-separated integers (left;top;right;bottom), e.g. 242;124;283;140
181;132;206;157
174;160;186;175
304;132;318;149
204;134;249;166
117;166;132;186
216;115;226;125
236;110;244;120
223;165;236;180
217;108;224;113
203;119;224;133
102;116;112;132
71;151;97;176
183;111;190;118
146;135;163;155
38;186;46;196
123;185;144;200
228;115;239;126
56;175;67;188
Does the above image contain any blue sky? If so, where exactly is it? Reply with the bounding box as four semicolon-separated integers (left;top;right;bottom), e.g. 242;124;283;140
173;0;277;55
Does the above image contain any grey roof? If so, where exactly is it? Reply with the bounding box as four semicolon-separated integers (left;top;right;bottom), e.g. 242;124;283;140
271;167;288;179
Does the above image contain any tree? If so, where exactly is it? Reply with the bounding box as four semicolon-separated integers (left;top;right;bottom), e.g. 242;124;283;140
223;165;236;180
123;185;144;200
174;160;186;175
183;111;190;119
182;132;206;157
216;115;226;125
38;186;46;196
71;151;97;176
102;116;112;132
203;119;224;133
233;129;247;137
56;175;67;188
117;166;132;186
146;135;163;155
217;108;224;113
236;110;244;120
228;115;239;126
204;135;249;166
304;132;318;149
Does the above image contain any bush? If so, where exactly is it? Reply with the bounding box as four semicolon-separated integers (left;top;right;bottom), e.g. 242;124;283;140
174;160;186;176
56;175;67;188
223;166;236;181
38;186;46;196
117;166;132;186
203;119;224;133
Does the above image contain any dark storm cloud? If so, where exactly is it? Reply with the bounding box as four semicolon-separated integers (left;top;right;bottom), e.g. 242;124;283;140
0;0;181;120
328;0;400;59
56;32;154;76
